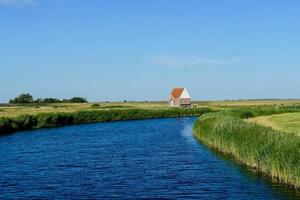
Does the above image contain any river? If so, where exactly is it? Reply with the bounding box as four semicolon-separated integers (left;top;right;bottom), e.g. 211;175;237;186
0;117;298;199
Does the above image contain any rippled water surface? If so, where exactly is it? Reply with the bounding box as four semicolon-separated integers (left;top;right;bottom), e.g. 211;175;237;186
0;117;299;199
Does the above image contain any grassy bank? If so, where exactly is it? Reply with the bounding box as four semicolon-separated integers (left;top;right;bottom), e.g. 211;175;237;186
193;109;300;189
0;107;211;136
248;112;300;136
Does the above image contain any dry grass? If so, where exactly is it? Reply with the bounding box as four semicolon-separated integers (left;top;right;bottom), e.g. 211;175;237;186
0;102;170;118
194;99;300;107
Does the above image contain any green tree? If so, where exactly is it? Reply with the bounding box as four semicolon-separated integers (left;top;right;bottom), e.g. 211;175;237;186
64;97;88;103
9;93;34;104
42;98;62;103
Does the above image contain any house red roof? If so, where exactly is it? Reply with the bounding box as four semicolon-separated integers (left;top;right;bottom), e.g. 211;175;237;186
170;88;184;98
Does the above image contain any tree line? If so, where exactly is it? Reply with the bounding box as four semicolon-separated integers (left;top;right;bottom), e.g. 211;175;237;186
9;93;88;104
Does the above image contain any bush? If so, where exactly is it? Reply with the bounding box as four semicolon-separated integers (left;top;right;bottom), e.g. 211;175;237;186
240;111;254;119
91;103;100;108
9;93;34;104
9;94;89;104
64;97;88;103
41;98;62;103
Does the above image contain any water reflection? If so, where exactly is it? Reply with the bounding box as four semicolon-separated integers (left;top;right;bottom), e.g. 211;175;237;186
180;117;197;144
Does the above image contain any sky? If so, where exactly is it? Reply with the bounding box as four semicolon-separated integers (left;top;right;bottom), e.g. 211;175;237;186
1;0;300;102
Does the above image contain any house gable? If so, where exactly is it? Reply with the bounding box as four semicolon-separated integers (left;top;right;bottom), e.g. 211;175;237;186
179;88;191;99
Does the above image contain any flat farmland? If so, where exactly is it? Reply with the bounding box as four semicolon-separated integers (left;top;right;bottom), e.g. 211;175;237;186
248;112;300;136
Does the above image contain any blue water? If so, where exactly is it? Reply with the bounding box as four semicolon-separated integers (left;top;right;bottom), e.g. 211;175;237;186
0;117;299;199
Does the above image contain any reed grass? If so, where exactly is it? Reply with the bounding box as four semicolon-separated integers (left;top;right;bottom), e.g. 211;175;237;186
193;111;300;189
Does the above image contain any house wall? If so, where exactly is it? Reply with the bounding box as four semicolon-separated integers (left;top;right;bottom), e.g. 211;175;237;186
180;98;192;107
180;98;191;105
169;98;191;107
173;98;181;107
169;98;181;107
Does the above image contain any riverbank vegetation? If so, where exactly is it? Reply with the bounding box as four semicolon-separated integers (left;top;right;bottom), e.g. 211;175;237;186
2;99;300;134
0;107;211;135
193;108;300;189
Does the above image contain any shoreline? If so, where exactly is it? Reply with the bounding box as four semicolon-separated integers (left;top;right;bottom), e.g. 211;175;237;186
0;107;211;136
193;110;300;190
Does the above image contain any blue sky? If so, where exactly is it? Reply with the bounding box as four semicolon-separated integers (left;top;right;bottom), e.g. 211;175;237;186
1;0;300;102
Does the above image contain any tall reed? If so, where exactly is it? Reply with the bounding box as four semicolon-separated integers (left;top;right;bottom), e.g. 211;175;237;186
193;112;300;188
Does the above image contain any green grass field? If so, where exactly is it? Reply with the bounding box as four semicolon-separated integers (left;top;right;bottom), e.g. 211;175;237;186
248;112;300;136
1;99;300;118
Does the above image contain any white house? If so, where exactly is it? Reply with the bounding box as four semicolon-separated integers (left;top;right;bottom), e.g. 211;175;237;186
168;88;191;107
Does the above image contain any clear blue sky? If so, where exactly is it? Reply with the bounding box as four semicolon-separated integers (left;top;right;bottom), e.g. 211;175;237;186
1;0;300;102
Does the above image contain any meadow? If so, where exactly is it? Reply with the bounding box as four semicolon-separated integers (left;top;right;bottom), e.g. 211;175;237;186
1;99;300;118
194;99;300;107
0;102;168;118
248;112;300;136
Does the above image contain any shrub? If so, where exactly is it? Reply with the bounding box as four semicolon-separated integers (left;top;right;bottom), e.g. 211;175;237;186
64;97;88;103
41;98;62;103
91;103;100;108
240;111;254;119
9;93;34;104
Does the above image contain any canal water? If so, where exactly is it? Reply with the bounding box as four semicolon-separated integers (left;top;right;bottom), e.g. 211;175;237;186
0;117;299;199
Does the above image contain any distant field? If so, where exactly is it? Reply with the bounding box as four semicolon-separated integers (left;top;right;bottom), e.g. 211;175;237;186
248;112;300;135
1;99;300;118
194;99;300;107
0;102;169;118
